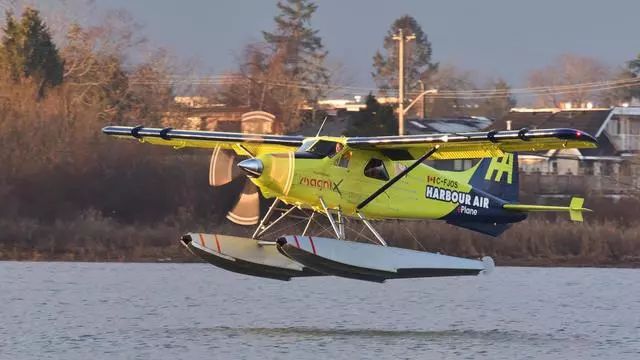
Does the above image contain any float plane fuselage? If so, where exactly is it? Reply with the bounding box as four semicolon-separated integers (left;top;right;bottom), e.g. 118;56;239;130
102;125;597;280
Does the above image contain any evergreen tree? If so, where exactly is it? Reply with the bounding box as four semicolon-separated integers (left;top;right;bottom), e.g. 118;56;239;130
600;54;640;106
0;7;63;98
602;68;636;106
625;54;640;100
628;54;640;75
21;7;64;96
260;0;329;131
262;0;329;103
346;94;396;136
372;15;437;94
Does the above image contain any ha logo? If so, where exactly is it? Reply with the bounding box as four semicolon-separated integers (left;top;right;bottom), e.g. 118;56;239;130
484;153;514;184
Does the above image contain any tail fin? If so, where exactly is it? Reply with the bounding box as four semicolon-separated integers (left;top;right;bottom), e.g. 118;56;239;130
469;153;519;202
503;196;592;222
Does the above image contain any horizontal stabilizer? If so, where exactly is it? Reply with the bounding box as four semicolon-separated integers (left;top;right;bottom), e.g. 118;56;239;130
503;196;592;222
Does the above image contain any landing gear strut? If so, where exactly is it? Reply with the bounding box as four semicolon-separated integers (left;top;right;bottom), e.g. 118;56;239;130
252;198;295;239
250;197;389;247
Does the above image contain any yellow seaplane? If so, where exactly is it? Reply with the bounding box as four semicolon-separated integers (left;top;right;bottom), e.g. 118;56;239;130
103;124;597;282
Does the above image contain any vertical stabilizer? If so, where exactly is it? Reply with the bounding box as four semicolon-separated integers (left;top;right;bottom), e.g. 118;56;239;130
569;197;585;222
469;153;519;202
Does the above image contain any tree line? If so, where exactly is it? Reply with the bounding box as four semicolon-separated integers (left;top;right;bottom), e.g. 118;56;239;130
0;6;213;228
0;2;639;264
215;1;640;132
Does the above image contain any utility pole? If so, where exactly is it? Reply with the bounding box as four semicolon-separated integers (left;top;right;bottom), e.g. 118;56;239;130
393;29;415;135
418;79;425;119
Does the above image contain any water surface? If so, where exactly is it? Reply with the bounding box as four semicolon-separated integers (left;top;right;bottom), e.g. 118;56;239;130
1;262;638;359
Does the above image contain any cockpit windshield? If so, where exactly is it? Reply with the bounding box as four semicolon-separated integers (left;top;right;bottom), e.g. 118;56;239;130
296;140;342;158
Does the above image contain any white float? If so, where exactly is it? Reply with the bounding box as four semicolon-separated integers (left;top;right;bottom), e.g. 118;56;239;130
181;233;493;282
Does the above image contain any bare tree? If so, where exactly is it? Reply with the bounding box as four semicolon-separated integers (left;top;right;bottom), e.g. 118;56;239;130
422;63;477;117
213;43;307;132
527;54;610;107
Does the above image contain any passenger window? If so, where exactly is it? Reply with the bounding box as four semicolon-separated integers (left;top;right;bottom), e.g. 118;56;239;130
364;158;390;181
337;151;351;168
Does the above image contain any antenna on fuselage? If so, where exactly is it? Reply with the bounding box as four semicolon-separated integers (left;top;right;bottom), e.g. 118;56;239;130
315;116;328;137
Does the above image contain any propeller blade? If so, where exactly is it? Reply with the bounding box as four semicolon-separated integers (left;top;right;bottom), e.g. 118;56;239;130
226;181;260;225
209;146;236;186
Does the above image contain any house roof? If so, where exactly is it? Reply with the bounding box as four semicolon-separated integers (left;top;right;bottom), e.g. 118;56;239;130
491;111;554;131
293;115;494;137
491;109;610;136
541;110;610;136
490;109;623;157
406;116;492;134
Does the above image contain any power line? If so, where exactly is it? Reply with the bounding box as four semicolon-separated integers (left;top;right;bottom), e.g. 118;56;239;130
132;73;640;91
127;74;640;100
428;82;640;100
418;77;640;96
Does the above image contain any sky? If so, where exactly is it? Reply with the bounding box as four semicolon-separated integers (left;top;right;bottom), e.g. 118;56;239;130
42;0;640;92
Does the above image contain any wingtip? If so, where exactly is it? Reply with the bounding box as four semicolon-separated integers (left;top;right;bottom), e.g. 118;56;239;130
556;128;599;147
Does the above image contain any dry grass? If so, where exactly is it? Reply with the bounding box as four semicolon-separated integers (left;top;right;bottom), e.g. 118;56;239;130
375;217;640;266
0;210;190;262
2;210;639;267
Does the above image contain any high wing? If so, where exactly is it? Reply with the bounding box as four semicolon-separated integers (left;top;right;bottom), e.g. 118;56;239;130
346;128;598;159
102;126;303;156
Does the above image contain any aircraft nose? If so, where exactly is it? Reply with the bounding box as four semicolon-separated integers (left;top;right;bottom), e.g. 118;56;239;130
237;158;263;177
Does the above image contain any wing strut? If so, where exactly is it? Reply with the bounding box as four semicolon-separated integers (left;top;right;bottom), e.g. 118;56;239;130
357;146;439;211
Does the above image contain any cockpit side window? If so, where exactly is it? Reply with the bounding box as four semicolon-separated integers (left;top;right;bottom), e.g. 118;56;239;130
336;151;351;168
364;158;389;181
296;140;342;158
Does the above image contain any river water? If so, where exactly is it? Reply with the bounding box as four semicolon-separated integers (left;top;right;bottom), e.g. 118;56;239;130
1;262;638;359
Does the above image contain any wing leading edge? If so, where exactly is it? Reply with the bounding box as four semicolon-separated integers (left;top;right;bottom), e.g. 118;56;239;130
103;126;598;160
346;128;598;159
102;126;304;156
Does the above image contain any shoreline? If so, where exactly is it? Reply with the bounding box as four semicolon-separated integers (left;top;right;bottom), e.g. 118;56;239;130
2;252;639;269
